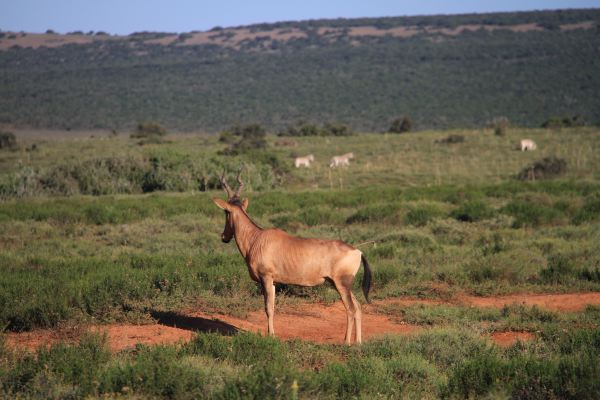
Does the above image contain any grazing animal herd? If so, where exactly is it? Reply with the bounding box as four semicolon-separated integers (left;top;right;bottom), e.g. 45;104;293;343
213;171;372;345
295;152;355;168
295;139;537;169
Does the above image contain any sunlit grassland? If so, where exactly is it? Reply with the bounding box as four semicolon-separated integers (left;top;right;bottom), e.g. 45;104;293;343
1;127;600;398
3;126;600;187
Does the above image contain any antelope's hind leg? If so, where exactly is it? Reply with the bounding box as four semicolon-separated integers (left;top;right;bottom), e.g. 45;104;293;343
333;276;358;344
350;292;363;344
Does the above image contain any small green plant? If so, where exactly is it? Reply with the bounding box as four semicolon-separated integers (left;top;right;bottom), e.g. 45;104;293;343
489;116;509;136
516;156;567;181
130;122;168;143
405;205;443;226
572;194;600;225
501;198;563;228
388;116;412;133
0;131;17;150
451;200;494;222
220;123;268;154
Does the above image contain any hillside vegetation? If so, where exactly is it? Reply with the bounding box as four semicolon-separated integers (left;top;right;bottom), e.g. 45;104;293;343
1;9;599;132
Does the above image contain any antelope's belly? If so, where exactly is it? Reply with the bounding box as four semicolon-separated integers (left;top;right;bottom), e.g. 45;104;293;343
271;263;327;286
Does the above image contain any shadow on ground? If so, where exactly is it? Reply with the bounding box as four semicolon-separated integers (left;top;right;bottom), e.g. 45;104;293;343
151;310;239;336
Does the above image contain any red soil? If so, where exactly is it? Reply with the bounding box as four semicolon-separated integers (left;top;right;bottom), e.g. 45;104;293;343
5;292;600;353
490;331;536;347
457;292;600;312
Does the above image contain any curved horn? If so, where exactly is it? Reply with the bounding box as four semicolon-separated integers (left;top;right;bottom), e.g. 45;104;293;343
234;167;245;197
220;171;234;199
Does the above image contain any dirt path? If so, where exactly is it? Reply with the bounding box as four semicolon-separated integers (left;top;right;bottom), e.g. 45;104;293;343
5;292;600;352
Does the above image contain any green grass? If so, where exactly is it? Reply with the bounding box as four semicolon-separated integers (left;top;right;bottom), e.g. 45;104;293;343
1;177;600;331
1;127;600;398
2;328;599;398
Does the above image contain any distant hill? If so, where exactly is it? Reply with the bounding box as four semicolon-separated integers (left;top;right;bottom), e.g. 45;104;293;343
1;9;599;132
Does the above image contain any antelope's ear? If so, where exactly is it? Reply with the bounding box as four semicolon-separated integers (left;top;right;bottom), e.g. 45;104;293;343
241;198;249;211
212;198;230;211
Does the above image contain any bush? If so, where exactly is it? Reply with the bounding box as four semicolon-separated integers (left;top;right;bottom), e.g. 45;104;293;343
130;122;167;139
279;121;320;136
541;114;586;129
2;334;110;396
388;117;412;133
501;199;563;228
516;156;567;181
540;254;576;284
445;350;505;398
572;194;600;225
405;205;443;226
488;116;509;136
322;122;353;136
0;131;17;150
278;121;353;136
0;154;280;198
221;124;267;154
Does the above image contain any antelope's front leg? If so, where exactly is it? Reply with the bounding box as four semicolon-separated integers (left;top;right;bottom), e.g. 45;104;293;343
261;276;276;336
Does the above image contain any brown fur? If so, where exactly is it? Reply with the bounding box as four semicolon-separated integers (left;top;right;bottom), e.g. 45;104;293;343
213;196;371;344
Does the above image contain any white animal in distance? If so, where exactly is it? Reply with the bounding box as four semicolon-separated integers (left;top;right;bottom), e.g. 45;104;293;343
329;152;354;168
294;154;315;168
520;139;537;151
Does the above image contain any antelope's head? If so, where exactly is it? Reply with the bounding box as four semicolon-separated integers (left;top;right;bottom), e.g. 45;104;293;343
212;169;248;243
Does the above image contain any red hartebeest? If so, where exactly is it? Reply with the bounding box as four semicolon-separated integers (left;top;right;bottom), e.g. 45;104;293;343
212;172;372;344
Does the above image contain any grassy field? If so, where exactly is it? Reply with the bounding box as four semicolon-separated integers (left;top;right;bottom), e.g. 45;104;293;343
1;126;600;398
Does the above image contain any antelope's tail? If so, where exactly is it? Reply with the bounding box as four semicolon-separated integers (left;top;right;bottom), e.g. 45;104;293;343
361;255;372;304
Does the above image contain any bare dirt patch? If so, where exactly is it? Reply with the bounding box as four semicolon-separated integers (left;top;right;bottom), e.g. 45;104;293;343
0;33;114;50
187;301;420;344
458;292;600;312
490;331;536;347
5;292;599;352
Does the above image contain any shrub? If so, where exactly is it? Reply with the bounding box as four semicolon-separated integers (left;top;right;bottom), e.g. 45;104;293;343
501;199;563;228
130;122;167;139
2;334;110;396
541;114;586;129
405;204;443;226
278;121;353;136
221;124;267;154
489;116;509;136
322;122;353;136
516;156;567;181
540;254;576;284
445;350;505;398
0;131;17;150
0;154;280;198
218;130;235;143
572;194;600;225
388;116;412;133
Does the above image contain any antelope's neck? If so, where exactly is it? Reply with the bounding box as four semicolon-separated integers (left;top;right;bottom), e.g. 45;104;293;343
232;210;261;258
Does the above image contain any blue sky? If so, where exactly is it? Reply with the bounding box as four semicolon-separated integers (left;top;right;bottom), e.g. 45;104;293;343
2;0;600;35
